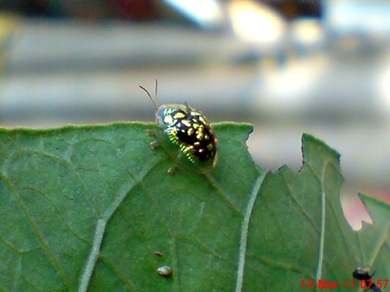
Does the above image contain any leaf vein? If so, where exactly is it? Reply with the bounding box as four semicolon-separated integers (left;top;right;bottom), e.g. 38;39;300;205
235;172;266;292
1;173;72;288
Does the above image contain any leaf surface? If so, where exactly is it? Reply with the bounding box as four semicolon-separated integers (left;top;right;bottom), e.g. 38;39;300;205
0;123;388;291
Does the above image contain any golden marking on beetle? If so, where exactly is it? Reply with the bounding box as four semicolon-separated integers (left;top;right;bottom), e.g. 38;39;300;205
163;115;173;124
196;132;204;140
181;119;191;127
174;112;185;119
187;128;195;136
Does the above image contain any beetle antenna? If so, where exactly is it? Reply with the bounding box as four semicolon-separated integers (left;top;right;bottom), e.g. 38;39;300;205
139;82;159;110
154;79;158;101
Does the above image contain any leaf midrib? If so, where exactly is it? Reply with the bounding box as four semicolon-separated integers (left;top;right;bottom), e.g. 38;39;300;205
78;157;160;291
235;172;266;292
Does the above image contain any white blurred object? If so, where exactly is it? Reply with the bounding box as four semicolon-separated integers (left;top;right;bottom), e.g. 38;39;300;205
256;56;327;113
163;0;224;29
163;0;286;49
227;0;286;47
376;51;390;119
290;18;325;51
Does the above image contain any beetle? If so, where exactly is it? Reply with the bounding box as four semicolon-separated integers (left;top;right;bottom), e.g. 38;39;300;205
352;266;381;292
140;81;217;173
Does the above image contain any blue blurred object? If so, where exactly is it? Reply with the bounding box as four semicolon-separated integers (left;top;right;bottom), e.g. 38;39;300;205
324;0;390;37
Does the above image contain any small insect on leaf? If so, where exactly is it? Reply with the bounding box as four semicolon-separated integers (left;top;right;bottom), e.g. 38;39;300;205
156;265;173;278
140;81;218;174
352;266;375;281
352;266;381;292
153;251;163;257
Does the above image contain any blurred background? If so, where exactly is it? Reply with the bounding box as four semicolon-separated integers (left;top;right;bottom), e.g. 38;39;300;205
0;0;389;229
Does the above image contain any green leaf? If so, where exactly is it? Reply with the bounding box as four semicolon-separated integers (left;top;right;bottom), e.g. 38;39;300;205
244;134;390;291
354;193;390;279
0;123;388;291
